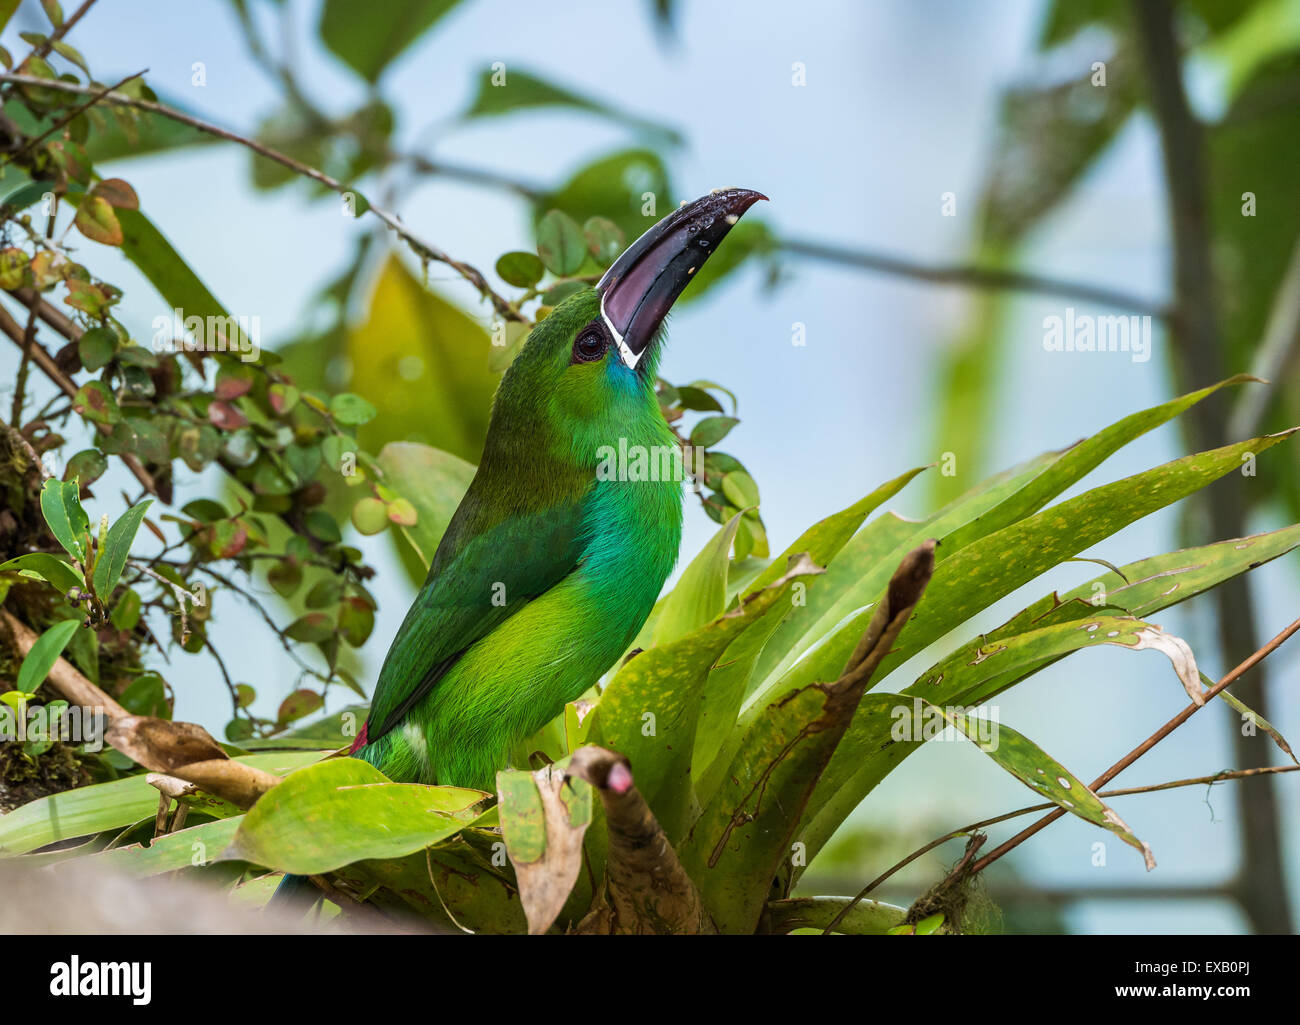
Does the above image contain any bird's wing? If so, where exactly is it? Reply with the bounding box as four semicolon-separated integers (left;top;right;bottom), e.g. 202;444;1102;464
363;497;587;746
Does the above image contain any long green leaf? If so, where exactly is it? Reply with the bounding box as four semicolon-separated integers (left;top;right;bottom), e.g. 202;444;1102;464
919;700;1154;867
0;553;82;594
590;555;824;842
914;614;1202;707
651;512;743;646
91;499;152;599
0;751;329;855
224;757;488;875
16;619;80;694
93;817;243;875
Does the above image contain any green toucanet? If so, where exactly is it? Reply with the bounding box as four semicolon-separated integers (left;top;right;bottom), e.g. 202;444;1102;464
349;188;764;792
273;190;762;904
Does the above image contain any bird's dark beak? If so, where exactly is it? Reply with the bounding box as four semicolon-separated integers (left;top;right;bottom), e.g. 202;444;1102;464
597;187;766;369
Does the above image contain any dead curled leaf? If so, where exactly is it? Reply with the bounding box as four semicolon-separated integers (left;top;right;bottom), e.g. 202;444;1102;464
568;746;715;935
2;611;277;811
1131;626;1202;705
105;715;228;773
498;764;592;935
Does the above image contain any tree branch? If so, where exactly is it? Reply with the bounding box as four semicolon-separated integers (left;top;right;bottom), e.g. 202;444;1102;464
778;237;1171;318
0;72;524;323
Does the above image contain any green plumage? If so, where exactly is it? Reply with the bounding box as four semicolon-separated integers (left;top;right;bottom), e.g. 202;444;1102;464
357;289;683;791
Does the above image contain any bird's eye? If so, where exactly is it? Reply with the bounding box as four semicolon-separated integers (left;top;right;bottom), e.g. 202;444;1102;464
571;325;607;364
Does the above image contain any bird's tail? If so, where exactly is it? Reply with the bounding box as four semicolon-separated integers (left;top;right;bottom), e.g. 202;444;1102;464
268;722;371;910
269;871;320;909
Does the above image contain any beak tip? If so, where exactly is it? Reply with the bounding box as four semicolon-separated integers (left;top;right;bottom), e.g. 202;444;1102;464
713;187;768;213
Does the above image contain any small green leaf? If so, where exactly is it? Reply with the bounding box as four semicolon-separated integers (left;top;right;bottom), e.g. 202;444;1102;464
675;385;725;413
73;193;123;246
536;209;587;276
73;381;120;425
277;688;324;724
914;912;945;935
583;216;624;266
40;477;89;561
690;415;739;448
495;250;545;288
285;613;333;644
338;596;375;647
63;448;107;486
721;470;759;510
77;326;117;370
120;671;168;718
330;392;377;426
17;619;80;693
267;559;303;599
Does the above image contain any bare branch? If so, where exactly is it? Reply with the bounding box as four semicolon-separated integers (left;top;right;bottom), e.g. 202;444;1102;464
777;237;1170;319
0;72;524;322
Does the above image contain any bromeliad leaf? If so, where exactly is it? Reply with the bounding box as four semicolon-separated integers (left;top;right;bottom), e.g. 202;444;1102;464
94;817;244;876
0;752;329;856
651;512;743;646
920;700;1155;869
591;554;824;842
914;614;1203;708
225;757;489;876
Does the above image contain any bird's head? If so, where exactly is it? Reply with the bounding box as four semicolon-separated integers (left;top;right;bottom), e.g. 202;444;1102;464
490;188;766;466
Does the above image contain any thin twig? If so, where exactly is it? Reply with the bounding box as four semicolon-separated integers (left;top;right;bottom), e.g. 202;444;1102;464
967;612;1300;877
4;70;145;167
0;72;524;322
822;764;1300;933
778;237;1170;318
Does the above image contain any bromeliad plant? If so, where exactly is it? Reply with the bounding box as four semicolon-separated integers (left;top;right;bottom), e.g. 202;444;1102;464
3;375;1297;934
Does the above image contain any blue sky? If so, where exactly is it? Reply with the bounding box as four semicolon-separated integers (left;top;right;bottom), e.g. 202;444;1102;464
2;0;1297;932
